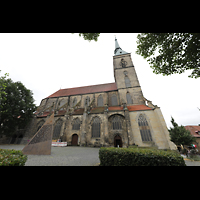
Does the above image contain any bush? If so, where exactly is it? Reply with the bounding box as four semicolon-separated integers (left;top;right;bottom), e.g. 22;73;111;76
0;149;27;166
99;147;186;166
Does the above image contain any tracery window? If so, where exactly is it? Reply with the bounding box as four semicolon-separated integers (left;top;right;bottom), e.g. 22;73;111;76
138;114;152;142
91;117;101;138
97;95;103;107
53;119;63;139
111;94;118;106
126;92;133;104
72;118;81;130
112;115;122;130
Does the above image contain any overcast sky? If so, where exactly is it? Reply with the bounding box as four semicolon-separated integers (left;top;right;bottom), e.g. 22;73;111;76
0;33;200;128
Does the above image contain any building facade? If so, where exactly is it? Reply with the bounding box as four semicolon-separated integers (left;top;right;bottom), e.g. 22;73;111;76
22;38;176;149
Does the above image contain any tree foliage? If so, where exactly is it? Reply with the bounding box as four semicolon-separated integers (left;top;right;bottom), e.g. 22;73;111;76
72;33;100;41
136;33;200;78
169;117;196;146
0;78;36;136
0;70;9;103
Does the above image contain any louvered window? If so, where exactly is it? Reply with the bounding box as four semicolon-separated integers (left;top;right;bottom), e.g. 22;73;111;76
72;118;81;130
138;114;152;142
111;94;118;106
97;95;103;107
92;117;101;137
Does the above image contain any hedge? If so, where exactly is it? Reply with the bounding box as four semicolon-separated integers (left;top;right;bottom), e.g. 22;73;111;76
0;149;27;166
99;147;186;166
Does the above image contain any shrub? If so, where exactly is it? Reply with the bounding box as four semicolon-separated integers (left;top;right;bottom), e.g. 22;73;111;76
99;147;186;166
0;149;27;166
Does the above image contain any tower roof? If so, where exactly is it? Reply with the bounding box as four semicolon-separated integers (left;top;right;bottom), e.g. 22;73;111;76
114;37;128;56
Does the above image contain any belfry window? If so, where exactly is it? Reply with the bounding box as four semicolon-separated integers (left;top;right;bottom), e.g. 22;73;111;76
97;95;103;107
72;118;81;130
92;117;101;138
138;114;152;142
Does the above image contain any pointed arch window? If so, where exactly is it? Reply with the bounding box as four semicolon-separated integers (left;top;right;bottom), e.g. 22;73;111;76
138;114;152;142
112;115;122;130
72;118;81;130
92;117;101;138
53;119;63;139
111;94;118;106
126;92;133;104
125;76;131;88
97;95;103;107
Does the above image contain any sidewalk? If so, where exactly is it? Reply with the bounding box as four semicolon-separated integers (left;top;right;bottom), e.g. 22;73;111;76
181;154;200;166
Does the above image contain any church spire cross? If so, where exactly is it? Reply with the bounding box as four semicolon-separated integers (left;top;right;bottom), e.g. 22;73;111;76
114;37;128;56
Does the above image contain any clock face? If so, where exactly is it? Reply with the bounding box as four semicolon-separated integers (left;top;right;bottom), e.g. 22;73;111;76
120;59;127;68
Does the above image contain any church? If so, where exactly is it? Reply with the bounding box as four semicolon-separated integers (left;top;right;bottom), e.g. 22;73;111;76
23;38;176;150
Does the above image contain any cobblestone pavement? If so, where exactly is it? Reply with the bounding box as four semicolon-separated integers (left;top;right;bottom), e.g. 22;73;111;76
0;145;100;166
1;144;200;166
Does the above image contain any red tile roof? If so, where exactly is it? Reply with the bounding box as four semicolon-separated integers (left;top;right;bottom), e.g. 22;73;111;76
127;105;153;111
90;107;105;114
46;82;118;98
184;126;200;138
108;106;124;111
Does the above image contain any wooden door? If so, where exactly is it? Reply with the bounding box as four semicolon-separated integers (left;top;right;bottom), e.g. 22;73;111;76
114;135;122;147
71;134;78;146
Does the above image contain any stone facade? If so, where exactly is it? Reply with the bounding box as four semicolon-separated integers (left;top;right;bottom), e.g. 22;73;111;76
19;39;176;150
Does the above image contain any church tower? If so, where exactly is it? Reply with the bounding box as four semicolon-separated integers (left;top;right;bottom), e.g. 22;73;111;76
113;37;145;106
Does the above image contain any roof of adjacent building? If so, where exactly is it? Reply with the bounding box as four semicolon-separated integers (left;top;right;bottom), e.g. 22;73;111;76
184;126;200;138
46;82;118;99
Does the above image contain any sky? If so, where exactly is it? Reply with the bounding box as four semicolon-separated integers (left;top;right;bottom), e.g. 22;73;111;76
0;33;200;128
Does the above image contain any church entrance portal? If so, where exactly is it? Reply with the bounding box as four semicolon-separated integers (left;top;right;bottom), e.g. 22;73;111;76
114;135;122;147
71;134;78;146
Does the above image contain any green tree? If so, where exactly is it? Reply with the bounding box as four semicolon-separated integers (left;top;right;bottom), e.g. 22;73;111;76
73;33;100;41
169;117;196;146
136;33;200;78
0;78;36;136
0;70;9;102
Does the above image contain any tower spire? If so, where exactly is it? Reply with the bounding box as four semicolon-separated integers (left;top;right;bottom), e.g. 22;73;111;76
114;37;128;56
